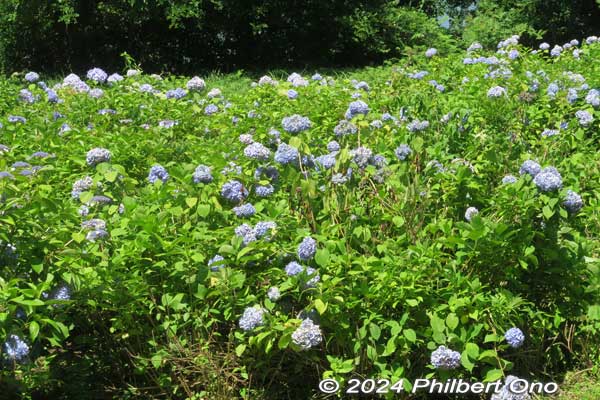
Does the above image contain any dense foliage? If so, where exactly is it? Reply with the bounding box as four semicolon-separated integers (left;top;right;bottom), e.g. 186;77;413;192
2;35;600;399
1;0;600;75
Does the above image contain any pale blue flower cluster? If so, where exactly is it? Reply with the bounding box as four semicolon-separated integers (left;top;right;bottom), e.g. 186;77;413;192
87;68;108;83
282;114;312;133
148;165;169;184
465;207;479;221
563;190;583;213
193;165;213;184
86;148;111;166
208;254;225;271
274;143;299;165
504;327;525;348
221;180;249;203
239;306;265;331
166;88;187;99
533;167;562;192
575;110;594;126
233;203;256;218
334;120;358;136
3;334;29;362
430;345;461;369
292;318;323;350
244;142;271;160
344;100;369;119
487;86;507;98
297;236;317;260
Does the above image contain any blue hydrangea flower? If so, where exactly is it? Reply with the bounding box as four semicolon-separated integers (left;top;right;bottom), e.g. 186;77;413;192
285;261;304;276
46;89;60;103
25;71;39;82
19;89;35;104
508;49;519;60
547;83;560;98
487;86;507;98
354;81;370;91
98;108;116;115
314;154;336;171
254;221;276;238
539;42;550;50
165;88;187;99
243;142;271;160
107;73;124;84
345;100;369;119
282;114;312;134
267;287;281;301
148;164;169;184
504;327;525;348
186;76;206;91
221;180;249;203
407;120;429;132
563;190;583;213
86;148;111;166
233;203;256;218
193;165;213;184
465;207;479;221
311;73;323;81
158;119;178;128
274;143;299;165
541;129;559;138
51;285;71;301
502;174;517;184
204;104;218;115
303;266;320;288
550;45;562;57
395;144;412;161
208;254;225;271
567;88;578;104
575;110;593;126
71;176;94;199
8;116;26;124
239;306;265;331
533;167;562;192
255;184;275;197
139;84;154;93
287;89;298;99
519;160;541;177
297;237;317;260
425;48;438;57
292;318;323;350
333;120;358;136
86;229;109;242
585;89;600;107
350;146;373;168
326;141;340;153
3;334;29;362
331;173;348;185
86;67;108;83
407;70;429;79
431;346;461;370
490;376;530;400
81;218;107;231
89;88;104;98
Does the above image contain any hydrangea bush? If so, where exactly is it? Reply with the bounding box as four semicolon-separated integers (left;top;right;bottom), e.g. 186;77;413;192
1;37;600;398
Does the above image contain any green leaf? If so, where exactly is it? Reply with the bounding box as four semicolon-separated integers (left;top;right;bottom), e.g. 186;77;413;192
484;369;504;382
185;197;198;208
465;343;479;359
446;313;459;330
314;248;329;268
369;323;381;341
542;205;553;219
278;333;291;350
197;204;211;217
235;343;247;357
314;299;327;315
403;329;416;343
29;321;40;341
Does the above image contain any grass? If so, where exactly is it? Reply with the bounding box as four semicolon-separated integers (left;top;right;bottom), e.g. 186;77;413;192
538;370;600;399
